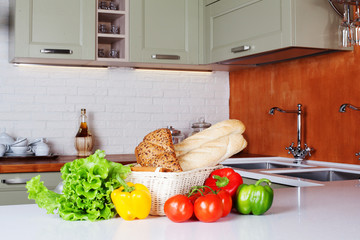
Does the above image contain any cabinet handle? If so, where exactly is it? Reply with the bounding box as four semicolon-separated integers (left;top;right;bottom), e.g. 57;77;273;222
231;45;251;53
40;49;73;54
151;54;180;60
205;0;220;6
1;178;30;185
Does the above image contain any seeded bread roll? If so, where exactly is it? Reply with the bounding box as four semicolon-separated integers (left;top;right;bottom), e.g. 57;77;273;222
135;128;182;172
174;119;247;171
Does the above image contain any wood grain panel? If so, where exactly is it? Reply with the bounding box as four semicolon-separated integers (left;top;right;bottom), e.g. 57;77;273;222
230;47;360;165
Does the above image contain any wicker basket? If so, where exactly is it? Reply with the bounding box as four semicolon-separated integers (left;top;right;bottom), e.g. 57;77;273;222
126;165;223;216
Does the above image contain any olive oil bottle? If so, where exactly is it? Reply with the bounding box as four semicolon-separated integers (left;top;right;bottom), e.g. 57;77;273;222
74;109;94;157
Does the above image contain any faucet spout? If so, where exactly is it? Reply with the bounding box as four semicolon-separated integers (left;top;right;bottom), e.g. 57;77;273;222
269;107;297;115
339;103;360;113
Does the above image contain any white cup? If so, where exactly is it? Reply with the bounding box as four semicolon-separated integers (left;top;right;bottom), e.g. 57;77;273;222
32;142;50;156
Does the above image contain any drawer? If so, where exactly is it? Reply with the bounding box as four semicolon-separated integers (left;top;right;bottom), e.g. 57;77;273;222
0;172;62;205
0;191;36;205
0;172;62;191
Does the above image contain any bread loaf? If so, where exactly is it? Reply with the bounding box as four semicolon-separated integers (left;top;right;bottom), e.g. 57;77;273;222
174;119;247;171
135;128;182;172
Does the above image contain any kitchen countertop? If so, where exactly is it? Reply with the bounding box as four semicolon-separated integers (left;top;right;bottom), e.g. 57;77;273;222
0;152;268;173
0;154;137;173
1;155;359;239
1;180;359;240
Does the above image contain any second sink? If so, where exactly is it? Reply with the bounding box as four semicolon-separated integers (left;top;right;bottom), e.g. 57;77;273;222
270;168;360;182
224;161;310;170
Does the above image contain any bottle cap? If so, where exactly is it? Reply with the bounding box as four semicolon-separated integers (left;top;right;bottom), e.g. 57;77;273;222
191;117;211;129
167;126;181;136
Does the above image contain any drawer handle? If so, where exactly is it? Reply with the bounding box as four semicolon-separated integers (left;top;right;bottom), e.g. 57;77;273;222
40;49;73;54
1;178;30;185
231;45;251;53
151;54;180;60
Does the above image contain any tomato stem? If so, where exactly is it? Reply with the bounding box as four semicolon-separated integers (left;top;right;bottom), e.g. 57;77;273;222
187;185;217;197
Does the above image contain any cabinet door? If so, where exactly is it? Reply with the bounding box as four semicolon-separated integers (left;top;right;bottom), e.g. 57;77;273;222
11;0;95;60
130;0;199;64
204;0;291;63
0;172;62;205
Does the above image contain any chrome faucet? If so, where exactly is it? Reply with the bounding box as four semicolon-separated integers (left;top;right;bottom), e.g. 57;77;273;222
339;103;360;159
269;104;312;163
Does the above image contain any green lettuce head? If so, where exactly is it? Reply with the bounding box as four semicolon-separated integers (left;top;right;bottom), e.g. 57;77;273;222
26;150;131;221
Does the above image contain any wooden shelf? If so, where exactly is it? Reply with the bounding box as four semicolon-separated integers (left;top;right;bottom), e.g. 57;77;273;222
98;9;126;15
98;34;125;43
96;0;128;62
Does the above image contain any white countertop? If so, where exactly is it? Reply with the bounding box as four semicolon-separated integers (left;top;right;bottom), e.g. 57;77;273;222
2;157;360;240
1;181;360;240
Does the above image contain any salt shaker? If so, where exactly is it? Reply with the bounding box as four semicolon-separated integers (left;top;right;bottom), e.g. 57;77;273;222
167;126;185;144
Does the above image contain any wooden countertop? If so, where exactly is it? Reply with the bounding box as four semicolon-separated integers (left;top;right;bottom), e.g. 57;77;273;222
0;154;137;174
0;152;271;174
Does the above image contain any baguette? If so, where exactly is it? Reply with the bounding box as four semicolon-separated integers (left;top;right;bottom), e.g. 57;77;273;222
175;119;245;156
174;119;247;171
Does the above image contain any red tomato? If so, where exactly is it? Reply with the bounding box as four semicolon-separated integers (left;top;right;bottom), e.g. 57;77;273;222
164;195;194;223
217;190;232;217
194;194;223;222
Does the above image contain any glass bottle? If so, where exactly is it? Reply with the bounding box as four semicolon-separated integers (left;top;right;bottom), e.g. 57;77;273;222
74;109;94;157
167;126;185;144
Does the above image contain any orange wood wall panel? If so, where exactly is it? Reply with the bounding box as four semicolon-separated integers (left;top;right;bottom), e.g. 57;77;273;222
229;48;360;165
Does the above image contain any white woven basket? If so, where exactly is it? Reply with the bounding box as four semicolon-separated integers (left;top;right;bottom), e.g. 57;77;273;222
126;165;223;216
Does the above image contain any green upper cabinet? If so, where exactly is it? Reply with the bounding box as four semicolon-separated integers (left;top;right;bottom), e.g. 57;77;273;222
129;0;200;64
204;0;344;64
9;0;96;62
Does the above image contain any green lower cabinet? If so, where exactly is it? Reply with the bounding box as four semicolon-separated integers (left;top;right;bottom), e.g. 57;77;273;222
130;0;200;64
0;172;62;205
242;177;292;189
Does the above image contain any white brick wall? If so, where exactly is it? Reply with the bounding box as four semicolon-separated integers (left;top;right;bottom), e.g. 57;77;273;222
0;1;229;155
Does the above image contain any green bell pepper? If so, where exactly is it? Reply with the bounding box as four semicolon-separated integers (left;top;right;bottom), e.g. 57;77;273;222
235;178;274;215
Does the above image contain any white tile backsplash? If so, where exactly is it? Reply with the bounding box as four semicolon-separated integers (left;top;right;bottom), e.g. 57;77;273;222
0;1;229;155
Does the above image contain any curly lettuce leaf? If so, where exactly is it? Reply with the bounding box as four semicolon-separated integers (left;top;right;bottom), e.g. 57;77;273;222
26;175;61;214
26;150;131;221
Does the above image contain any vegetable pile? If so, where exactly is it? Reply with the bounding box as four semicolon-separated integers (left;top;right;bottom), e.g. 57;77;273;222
26;150;131;221
164;168;274;223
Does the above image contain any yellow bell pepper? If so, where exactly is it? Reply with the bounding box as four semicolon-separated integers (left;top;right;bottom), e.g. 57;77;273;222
111;182;151;221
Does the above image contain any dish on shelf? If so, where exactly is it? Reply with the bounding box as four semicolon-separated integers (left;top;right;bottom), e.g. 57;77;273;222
5;152;35;157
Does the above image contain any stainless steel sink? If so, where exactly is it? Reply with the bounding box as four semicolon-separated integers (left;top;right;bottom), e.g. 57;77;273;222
224;161;309;170
274;169;360;182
